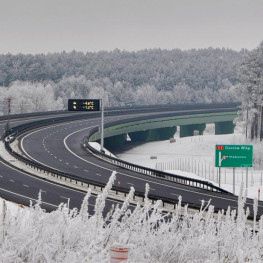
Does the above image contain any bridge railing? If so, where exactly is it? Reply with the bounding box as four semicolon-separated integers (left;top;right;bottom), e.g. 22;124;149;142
3;137;204;213
2;106;233;195
1;103;235;210
84;126;232;195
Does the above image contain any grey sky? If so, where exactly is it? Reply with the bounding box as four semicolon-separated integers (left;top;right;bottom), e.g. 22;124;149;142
0;0;263;54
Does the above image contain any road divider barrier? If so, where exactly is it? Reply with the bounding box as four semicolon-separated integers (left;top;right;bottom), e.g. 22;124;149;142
84;126;231;195
0;104;239;214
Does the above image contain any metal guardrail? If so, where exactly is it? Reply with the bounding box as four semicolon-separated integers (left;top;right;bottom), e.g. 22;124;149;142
0;102;240;122
3;138;202;211
1;103;237;212
84;126;232;195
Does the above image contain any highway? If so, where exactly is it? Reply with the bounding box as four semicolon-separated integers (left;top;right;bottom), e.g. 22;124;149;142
0;115;123;214
1;103;262;217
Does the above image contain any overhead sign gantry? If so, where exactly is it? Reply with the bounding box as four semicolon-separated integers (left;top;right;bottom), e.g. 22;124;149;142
68;99;104;152
68;99;100;111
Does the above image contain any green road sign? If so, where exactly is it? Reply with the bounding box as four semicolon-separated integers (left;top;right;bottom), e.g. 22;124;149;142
215;145;253;168
68;99;100;111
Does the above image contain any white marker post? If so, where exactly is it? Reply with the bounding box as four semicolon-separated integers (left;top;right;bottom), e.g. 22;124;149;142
219;167;221;188
100;99;104;153
246;168;248;189
233;168;235;195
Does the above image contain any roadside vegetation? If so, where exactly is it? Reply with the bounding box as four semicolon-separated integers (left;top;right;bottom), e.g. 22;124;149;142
0;48;242;114
1;172;262;262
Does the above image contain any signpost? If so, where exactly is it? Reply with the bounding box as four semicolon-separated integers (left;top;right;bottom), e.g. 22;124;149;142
215;145;253;168
215;144;253;193
68;99;104;152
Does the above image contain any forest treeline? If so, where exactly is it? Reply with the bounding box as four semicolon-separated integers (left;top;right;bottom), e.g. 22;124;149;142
0;48;243;89
0;48;244;115
237;41;263;141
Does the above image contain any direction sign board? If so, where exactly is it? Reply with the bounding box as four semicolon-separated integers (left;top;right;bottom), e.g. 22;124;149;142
68;99;100;111
215;145;253;168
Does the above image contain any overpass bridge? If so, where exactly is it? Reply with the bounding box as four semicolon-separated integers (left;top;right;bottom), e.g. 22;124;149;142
89;103;238;149
3;102;259;219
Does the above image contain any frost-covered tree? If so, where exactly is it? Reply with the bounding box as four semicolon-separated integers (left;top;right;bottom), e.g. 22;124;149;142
172;83;194;103
2;81;63;114
238;41;263;140
88;86;110;107
1;174;263;263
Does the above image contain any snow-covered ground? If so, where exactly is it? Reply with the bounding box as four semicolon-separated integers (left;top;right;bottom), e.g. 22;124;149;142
117;127;263;200
0;172;262;263
2;126;263;262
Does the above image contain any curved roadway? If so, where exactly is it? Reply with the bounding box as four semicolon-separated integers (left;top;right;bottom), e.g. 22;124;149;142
0;115;121;214
17;108;263;216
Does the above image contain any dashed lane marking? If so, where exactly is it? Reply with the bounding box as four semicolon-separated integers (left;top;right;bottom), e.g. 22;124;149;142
23;184;29;187
0;187;58;208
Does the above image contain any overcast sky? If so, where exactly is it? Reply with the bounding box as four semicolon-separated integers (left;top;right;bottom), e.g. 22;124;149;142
0;0;263;54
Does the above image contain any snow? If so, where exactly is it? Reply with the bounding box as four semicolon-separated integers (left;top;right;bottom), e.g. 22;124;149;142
89;142;117;158
117;126;263;200
2;125;263;261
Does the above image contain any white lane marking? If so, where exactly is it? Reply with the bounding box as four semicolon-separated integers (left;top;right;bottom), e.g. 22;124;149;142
84;170;89;172
74;166;78;168
60;195;69;199
171;193;180;196
23;184;29;187
59;159;62;162
0;175;3;178
63;128;255;207
127;183;134;185
96;173;102;177
19;119;252;208
65;163;69;165
20;122;98;163
0;160;96;198
0;186;58;208
9;179;15;182
54;156;57;159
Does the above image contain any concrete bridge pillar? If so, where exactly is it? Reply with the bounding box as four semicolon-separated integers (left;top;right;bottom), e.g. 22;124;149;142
129;127;177;142
215;121;235;135
103;134;127;149
180;123;206;138
129;130;149;142
157;126;177;140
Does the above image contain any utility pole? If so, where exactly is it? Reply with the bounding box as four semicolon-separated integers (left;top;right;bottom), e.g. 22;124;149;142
6;97;11;136
246;107;248;139
100;99;104;153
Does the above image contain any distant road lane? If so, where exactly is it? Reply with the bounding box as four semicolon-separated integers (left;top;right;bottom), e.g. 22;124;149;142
19;111;263;215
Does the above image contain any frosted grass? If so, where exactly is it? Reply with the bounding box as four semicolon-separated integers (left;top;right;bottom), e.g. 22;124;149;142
1;173;263;263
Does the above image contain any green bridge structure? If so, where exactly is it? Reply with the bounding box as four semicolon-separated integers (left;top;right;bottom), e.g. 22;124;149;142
89;105;238;149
